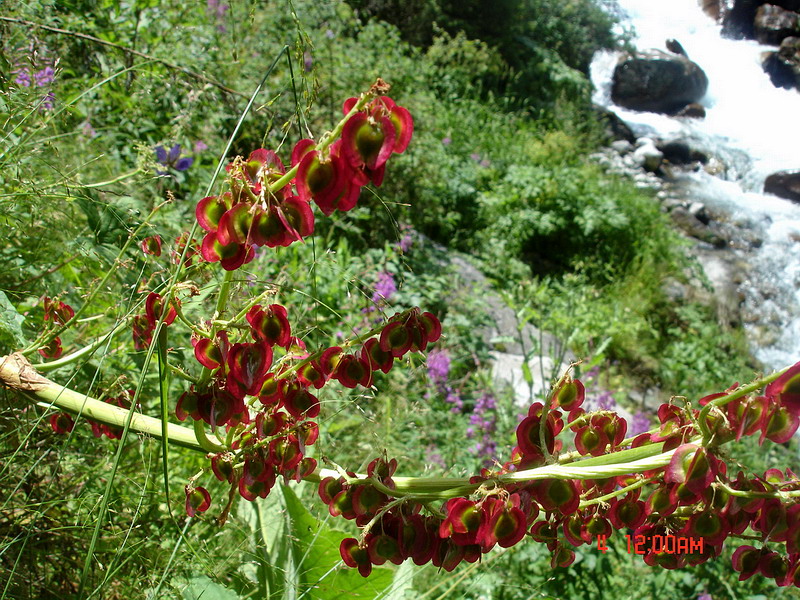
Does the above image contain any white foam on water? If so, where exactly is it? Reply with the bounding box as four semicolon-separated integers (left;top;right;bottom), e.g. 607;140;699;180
592;0;800;368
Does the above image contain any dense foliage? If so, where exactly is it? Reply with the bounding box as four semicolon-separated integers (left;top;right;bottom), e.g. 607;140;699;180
1;1;795;599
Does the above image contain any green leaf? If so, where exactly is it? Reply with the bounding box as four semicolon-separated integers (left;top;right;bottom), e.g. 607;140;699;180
0;291;26;351
383;560;414;600
177;575;243;600
280;484;394;599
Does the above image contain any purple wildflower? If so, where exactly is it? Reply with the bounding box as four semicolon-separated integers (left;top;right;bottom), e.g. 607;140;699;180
396;224;414;253
468;393;499;464
446;390;463;413
207;0;229;32
40;91;55;111
425;445;446;469
81;120;97;138
479;158;491;168
155;144;193;174
441;137;452;146
34;66;55;87
427;349;451;386
697;594;712;600
371;271;396;303
193;140;208;153
470;153;481;161
630;411;651;436
325;29;335;39
14;69;31;87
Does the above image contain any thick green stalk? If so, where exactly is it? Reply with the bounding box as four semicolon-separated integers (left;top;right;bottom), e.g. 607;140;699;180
0;353;199;450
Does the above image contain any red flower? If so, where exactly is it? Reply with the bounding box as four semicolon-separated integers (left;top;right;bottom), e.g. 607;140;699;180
49;412;74;434
184;485;212;517
38;336;63;359
43;297;74;325
247;304;291;348
140;235;162;257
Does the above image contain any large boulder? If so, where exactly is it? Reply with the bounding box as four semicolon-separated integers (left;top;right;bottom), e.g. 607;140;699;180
764;170;800;201
762;36;800;89
754;4;800;45
611;50;709;114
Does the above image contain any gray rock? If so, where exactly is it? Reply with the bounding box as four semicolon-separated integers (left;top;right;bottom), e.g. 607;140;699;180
632;140;664;172
689;201;711;225
762;36;800;90
611;50;709;114
592;105;636;143
764;169;800;201
674;103;707;119
610;139;634;154
755;4;800;45
670;206;728;248
666;38;689;57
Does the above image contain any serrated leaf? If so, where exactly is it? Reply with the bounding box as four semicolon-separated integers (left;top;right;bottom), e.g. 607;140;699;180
0;291;26;351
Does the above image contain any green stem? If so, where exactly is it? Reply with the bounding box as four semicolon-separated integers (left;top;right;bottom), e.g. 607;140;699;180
579;476;658;508
697;368;788;441
716;481;800;499
35;321;127;372
265;91;376;195
0;366;200;451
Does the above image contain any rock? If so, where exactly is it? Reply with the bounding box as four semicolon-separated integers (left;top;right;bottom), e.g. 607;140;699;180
632;139;663;172
692;248;746;328
674;102;707;118
719;0;800;38
704;157;727;176
689;201;711;225
490;352;567;408
754;4;800;45
656;140;710;167
611;50;709;114
699;0;728;21
762;36;800;89
592;105;636;143
610;139;633;154
666;38;689;57
764;170;800;201
670;206;728;247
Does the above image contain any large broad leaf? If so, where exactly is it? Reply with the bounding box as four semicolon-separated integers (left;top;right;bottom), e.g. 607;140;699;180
280;484;394;599
0;291;26;352
177;575;243;600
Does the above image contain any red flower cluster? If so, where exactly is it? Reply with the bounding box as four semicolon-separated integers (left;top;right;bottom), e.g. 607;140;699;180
176;304;441;513
38;296;74;359
327;365;800;584
195;95;412;271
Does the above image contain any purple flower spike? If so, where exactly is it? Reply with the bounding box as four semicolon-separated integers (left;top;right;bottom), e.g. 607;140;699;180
630;411;651;436
371;271;396;303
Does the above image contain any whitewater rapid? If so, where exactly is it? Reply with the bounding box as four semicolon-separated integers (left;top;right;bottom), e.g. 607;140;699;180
591;0;800;369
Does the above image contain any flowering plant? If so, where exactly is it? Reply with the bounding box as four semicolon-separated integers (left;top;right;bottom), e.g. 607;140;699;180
2;79;800;590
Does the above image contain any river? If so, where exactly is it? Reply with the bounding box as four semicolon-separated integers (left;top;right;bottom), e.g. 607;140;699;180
591;0;800;369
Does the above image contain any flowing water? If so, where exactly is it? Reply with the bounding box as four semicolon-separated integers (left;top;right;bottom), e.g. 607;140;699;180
591;0;800;369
